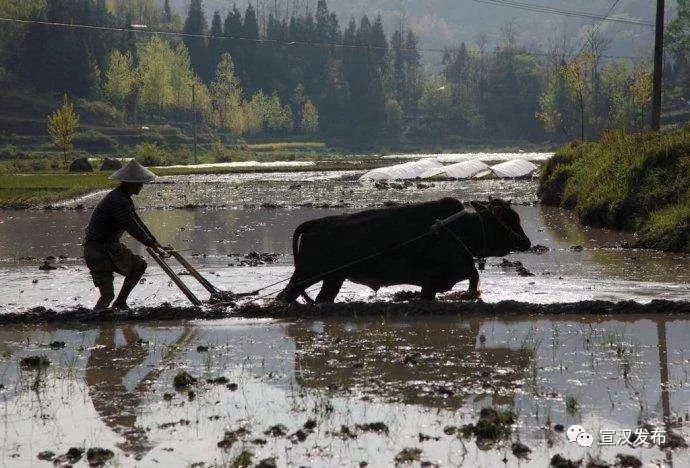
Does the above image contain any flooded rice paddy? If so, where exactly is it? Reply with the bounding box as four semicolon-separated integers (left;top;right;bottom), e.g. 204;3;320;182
1;315;688;466
1;159;689;466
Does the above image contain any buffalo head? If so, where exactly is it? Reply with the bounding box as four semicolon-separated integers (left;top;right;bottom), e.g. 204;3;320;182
470;198;531;254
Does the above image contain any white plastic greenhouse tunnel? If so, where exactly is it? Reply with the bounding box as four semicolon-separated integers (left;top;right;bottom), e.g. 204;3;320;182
421;160;490;179
488;159;538;178
359;159;443;181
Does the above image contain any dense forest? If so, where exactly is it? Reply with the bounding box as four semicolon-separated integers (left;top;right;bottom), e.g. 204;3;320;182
0;0;688;151
171;0;679;57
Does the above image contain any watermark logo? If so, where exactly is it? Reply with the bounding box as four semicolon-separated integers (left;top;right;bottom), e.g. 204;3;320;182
566;425;666;447
567;425;593;447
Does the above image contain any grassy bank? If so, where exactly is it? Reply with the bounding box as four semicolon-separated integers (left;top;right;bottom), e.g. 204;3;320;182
0;173;115;208
538;126;690;252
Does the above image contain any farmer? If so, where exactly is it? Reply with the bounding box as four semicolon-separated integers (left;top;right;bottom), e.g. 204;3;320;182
83;159;166;311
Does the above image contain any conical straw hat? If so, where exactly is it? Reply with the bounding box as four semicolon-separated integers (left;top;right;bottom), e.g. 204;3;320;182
109;159;156;183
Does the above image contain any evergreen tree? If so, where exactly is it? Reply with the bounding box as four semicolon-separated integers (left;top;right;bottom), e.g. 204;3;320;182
182;0;208;81
23;0;99;96
402;30;422;113
163;0;172;23
223;7;244;88
121;13;139;64
667;0;690;98
208;11;223;79
345;15;386;137
242;4;260;95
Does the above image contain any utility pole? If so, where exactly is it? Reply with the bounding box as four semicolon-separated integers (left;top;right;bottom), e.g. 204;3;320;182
651;0;665;131
192;83;198;164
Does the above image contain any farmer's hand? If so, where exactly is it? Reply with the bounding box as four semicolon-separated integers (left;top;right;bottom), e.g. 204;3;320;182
151;243;169;257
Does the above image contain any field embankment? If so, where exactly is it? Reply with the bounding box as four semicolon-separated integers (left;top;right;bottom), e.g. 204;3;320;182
538;126;690;252
0;155;387;208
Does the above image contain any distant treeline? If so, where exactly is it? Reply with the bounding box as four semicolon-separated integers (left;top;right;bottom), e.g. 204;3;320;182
0;0;688;144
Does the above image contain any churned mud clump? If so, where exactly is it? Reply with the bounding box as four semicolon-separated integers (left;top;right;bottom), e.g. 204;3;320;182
20;355;50;369
173;371;197;389
614;453;642;468
511;441;532;459
459;408;516;448
355;422;390;435
550;454;582;468
86;447;114;466
394;447;422;465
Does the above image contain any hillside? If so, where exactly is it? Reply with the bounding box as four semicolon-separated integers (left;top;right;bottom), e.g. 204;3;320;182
173;0;678;59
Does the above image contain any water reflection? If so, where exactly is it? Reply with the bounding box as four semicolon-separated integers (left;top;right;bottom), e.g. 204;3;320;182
0;315;687;465
84;325;196;457
286;319;531;410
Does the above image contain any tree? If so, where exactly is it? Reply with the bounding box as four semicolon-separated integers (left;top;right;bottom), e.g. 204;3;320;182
417;74;453;136
47;94;80;165
210;53;244;133
138;36;174;111
182;0;208;81
22;0;99;96
222;7;244;87
667;0;690;98
630;65;653;129
561;52;596;141
242;4;260;94
300;99;320;133
170;42;197;108
208;11;223;79
103;50;136;115
163;0;172;23
537;58;576;139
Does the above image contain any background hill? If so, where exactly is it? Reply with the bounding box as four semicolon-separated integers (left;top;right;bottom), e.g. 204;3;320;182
172;0;678;61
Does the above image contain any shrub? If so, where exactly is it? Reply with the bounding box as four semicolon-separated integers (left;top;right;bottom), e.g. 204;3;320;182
133;142;170;166
99;157;122;171
69;157;93;172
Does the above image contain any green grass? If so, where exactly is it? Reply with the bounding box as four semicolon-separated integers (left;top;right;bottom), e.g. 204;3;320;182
246;141;325;151
538;125;690;252
0;173;115;208
0;154;387;207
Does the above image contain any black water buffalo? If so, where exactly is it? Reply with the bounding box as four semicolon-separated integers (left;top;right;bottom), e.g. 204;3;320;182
277;197;531;303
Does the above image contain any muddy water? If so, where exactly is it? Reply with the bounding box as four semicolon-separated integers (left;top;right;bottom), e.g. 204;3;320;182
1;168;689;466
1;171;689;312
0;315;688;466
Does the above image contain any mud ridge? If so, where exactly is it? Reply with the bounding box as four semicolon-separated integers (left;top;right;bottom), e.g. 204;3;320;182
2;299;690;325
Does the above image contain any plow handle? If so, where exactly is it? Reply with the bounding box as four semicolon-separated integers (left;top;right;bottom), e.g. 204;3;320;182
147;247;202;306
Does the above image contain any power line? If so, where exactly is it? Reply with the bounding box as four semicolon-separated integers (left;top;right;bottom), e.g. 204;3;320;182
472;0;654;27
0;16;647;61
576;0;623;56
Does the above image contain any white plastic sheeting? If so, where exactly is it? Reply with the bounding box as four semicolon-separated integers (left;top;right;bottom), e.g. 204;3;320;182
489;159;538;178
421;160;490;179
359;159;442;181
381;152;554;162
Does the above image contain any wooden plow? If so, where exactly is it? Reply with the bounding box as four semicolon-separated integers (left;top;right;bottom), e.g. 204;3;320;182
147;247;255;306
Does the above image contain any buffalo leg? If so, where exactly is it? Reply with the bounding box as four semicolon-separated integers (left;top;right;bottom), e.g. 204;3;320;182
468;264;480;297
277;274;308;303
421;285;436;300
455;265;481;300
315;277;344;303
277;272;323;304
